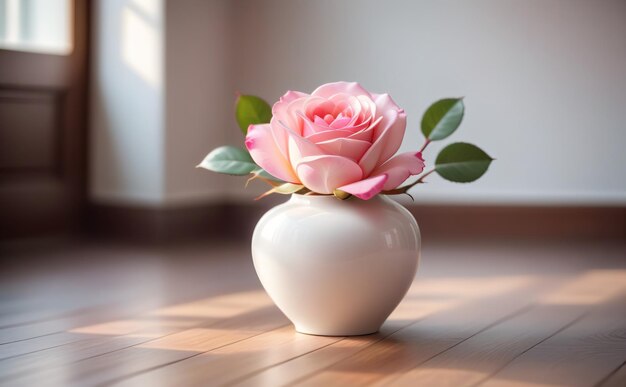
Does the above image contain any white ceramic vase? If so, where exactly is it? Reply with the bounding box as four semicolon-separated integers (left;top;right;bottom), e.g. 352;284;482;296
251;194;420;336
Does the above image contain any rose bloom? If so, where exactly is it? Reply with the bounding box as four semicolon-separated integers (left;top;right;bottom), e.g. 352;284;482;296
245;82;425;199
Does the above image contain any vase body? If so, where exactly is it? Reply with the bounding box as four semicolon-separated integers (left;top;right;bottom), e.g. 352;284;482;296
251;194;420;336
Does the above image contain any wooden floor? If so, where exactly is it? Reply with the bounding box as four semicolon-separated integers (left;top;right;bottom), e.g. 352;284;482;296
0;238;625;387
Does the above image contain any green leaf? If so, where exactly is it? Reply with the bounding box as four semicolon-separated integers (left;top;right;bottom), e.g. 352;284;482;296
197;146;258;175
435;142;493;183
235;95;272;134
421;98;464;141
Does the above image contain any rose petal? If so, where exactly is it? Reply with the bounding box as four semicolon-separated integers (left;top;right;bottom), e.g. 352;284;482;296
316;137;372;161
306;129;356;143
371;93;401;117
371;152;425;190
272;95;308;136
338;174;388;200
312;82;372;99
275;90;308;107
268;117;291;161
296;155;363;194
371;93;406;162
348;115;382;142
356;95;377;121
276;120;325;166
305;115;372;143
305;99;335;121
329;115;352;129
255;85;408;194
358;108;407;175
272;92;307;132
314;116;330;127
245;124;299;183
300;111;330;137
330;95;364;126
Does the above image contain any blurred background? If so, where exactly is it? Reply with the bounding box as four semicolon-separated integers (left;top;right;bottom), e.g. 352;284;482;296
1;3;625;385
1;0;625;242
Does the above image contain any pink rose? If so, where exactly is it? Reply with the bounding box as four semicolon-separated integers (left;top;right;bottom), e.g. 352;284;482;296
245;82;425;199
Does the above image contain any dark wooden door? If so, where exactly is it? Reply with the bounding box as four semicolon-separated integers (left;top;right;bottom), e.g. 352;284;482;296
0;1;89;239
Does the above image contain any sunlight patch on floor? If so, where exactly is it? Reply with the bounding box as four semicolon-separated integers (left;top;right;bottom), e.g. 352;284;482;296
541;269;626;305
70;318;196;337
138;327;260;352
151;290;272;319
390;275;533;321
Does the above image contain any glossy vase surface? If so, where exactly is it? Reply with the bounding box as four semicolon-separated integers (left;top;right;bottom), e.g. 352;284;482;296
251;194;420;336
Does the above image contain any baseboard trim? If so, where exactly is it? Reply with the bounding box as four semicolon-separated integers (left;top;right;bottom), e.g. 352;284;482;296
406;205;625;240
86;203;225;242
86;201;626;242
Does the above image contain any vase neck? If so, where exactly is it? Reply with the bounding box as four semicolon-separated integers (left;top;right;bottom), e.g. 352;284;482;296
289;194;335;205
289;193;384;205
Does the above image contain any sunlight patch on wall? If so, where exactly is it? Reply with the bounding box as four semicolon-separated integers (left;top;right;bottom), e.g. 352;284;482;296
121;0;162;88
130;0;160;16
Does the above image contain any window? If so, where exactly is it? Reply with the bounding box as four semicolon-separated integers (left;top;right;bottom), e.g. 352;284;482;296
0;0;72;55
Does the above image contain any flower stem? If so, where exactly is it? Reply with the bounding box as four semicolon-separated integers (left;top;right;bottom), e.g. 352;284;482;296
415;168;436;184
418;139;431;153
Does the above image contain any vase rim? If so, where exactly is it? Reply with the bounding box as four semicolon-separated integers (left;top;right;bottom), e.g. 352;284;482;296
289;193;385;204
290;193;335;201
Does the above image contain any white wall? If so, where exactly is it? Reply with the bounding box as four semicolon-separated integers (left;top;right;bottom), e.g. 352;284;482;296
163;0;233;205
90;0;165;205
231;0;626;205
90;0;236;207
91;0;626;206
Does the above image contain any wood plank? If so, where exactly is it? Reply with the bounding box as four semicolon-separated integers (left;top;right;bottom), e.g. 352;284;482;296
1;241;624;387
382;305;585;387
383;268;626;386
113;325;342;387
293;276;564;386
599;362;626;387
0;313;203;362
112;277;553;386
232;321;407;387
230;275;542;387
2;298;288;386
478;298;626;387
0;335;157;384
0;244;259;343
105;274;483;386
0;331;91;360
240;338;377;386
